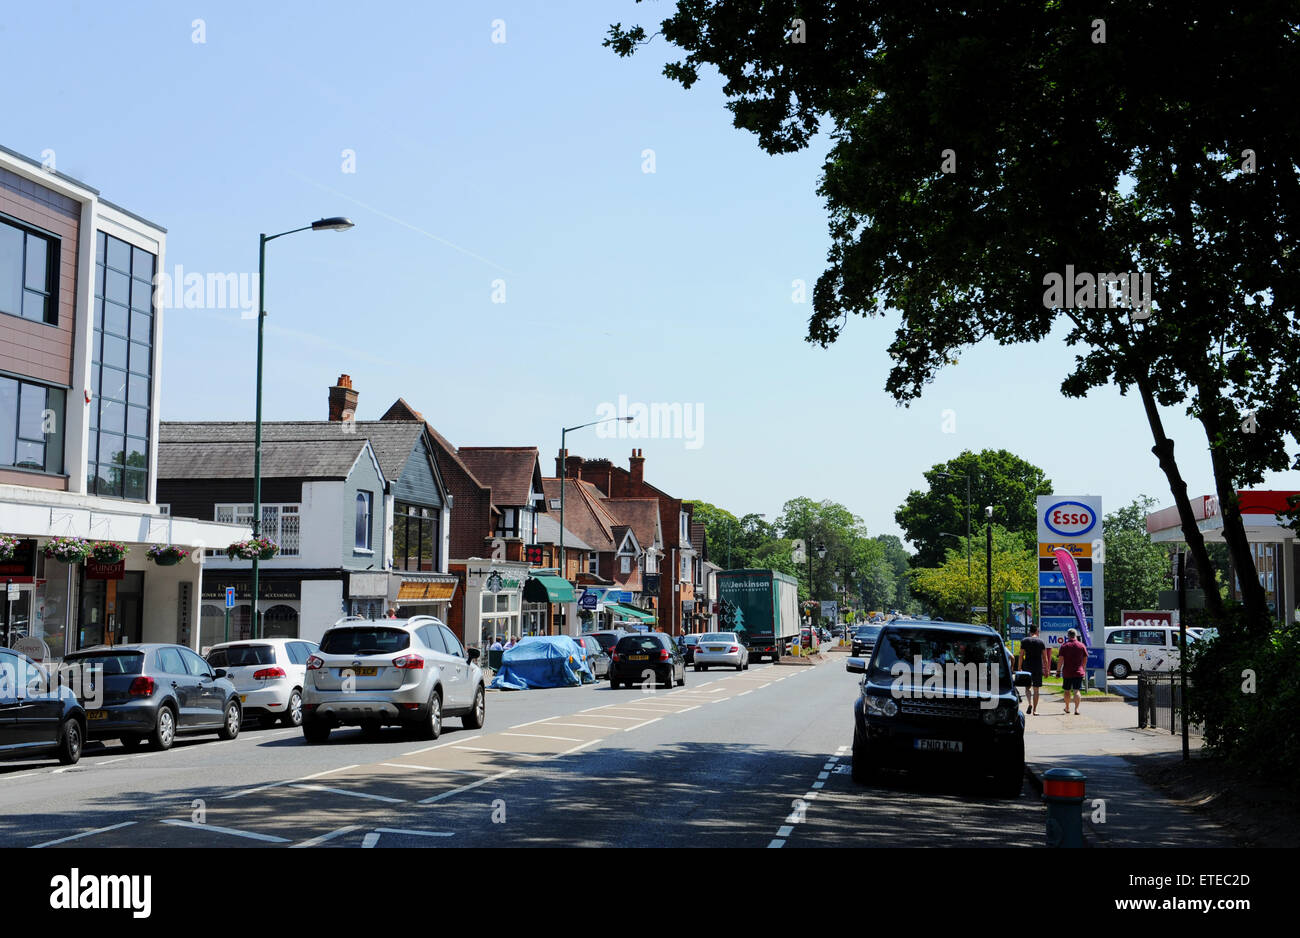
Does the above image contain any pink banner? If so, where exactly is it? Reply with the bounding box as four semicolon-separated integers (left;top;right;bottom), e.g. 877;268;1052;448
1053;547;1091;647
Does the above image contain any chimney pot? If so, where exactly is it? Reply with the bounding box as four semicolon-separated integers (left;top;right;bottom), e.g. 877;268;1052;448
329;375;359;422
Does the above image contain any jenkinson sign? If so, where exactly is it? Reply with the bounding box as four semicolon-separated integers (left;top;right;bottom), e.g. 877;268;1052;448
1036;495;1105;675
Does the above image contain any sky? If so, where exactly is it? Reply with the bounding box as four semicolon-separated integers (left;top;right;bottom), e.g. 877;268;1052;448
3;0;1295;546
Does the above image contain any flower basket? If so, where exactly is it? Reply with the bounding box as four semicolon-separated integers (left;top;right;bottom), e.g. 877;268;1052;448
43;536;92;564
147;544;190;566
226;537;279;561
89;541;129;564
0;534;19;562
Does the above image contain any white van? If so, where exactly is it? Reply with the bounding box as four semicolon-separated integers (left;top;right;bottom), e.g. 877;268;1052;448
1103;626;1195;678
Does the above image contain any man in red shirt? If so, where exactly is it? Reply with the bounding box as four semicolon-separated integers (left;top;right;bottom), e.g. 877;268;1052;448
1058;628;1089;715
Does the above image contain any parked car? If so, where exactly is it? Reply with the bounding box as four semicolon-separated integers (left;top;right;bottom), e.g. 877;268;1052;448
64;643;242;751
587;630;629;660
573;634;610;679
0;647;85;765
1104;625;1196;679
693;632;749;671
678;633;702;664
205;638;318;728
845;620;1030;796
609;632;686;689
301;616;485;743
851;624;882;657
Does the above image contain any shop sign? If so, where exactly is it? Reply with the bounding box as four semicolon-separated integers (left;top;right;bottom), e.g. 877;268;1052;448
0;538;37;578
201;579;301;601
87;559;125;580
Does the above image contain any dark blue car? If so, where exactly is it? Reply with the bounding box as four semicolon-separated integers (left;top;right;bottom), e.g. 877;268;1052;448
0;648;85;765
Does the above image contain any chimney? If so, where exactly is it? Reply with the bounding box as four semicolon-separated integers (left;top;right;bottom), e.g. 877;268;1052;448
565;455;583;480
555;447;567;478
630;448;645;485
328;374;358;422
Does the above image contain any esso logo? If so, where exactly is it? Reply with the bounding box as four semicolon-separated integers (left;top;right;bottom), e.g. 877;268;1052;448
1044;501;1096;537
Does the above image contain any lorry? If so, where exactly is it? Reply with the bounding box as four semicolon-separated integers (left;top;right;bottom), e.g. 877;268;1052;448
715;569;799;663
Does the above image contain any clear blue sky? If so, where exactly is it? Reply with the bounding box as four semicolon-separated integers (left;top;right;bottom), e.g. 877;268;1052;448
5;0;1294;544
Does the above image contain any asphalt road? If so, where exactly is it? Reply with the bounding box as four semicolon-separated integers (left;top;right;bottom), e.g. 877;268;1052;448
0;656;1043;848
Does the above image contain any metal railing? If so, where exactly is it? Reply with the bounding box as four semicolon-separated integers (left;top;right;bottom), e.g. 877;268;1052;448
1136;671;1202;736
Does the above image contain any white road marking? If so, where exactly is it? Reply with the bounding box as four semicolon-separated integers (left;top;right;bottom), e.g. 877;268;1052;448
776;825;794;837
812;781;825;789
374;827;455;837
539;722;625;730
622;718;662;731
361;832;381;848
403;734;483;755
420;769;516;804
737;691;752;697
160;819;290;843
577;708;642;718
221;764;361;800
559;739;603;756
451;745;538;756
292;784;405;804
499;732;584;742
292;825;363;848
768;839;786;848
30;821;137;848
380;763;483;775
817;772;830;780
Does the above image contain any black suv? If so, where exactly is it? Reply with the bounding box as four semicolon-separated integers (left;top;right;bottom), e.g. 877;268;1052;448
851;624;881;657
609;633;686;689
846;621;1030;796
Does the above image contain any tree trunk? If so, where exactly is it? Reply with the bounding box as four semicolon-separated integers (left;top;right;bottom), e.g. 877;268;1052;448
1135;376;1225;620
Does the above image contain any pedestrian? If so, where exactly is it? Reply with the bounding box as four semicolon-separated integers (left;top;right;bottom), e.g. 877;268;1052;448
504;636;516;650
385;606;398;619
1018;625;1049;715
489;635;503;652
1058;628;1089;715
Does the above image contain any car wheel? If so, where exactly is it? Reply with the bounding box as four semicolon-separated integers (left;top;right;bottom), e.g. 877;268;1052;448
659;669;673;690
463;685;486;729
419;692;442;740
148;705;177;751
610;678;621;689
119;734;143;751
1110;660;1130;679
736;663;743;671
218;700;241;740
851;725;877;785
743;659;749;670
677;669;686;687
303;718;331;744
282;689;304;727
57;717;83;765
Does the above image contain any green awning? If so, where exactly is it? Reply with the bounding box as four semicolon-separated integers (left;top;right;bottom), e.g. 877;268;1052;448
606;602;656;623
523;574;576;604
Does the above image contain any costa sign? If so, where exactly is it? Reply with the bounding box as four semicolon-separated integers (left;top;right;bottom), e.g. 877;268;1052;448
1043;501;1097;537
1121;610;1173;629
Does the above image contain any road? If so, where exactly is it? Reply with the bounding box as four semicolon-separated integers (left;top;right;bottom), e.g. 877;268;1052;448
0;656;1043;848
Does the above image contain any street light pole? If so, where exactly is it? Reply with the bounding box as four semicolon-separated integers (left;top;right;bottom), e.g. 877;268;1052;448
558;416;634;613
985;506;997;637
252;217;353;639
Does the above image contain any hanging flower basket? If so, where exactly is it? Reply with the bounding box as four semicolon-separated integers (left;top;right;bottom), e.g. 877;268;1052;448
89;541;130;564
147;544;190;566
0;534;19;562
226;537;279;561
43;536;92;564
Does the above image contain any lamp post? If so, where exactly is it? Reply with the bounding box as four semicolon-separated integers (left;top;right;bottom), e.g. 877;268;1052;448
985;505;997;637
252;217;354;639
558;416;634;579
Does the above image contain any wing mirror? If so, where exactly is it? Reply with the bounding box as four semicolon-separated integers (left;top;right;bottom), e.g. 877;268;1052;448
467;648;481;663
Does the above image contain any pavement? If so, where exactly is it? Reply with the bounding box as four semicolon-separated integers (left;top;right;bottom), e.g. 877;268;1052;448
1022;687;1236;847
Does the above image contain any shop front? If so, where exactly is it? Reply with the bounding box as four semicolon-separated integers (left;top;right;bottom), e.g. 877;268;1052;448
391;571;458;624
461;561;528;650
522;570;576;637
200;576;303;649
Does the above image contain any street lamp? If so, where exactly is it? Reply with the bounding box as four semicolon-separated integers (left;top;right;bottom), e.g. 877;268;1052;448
558;416;634;585
252;217;354;638
984;505;998;638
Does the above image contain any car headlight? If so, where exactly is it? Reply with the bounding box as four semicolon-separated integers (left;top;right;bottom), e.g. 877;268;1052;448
863;695;897;717
982;704;1015;725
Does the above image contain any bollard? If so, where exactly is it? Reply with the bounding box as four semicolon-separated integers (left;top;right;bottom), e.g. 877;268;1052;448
1042;767;1086;848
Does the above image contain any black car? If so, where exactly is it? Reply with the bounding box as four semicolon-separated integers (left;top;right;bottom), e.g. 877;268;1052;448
851;624;882;657
678;633;702;664
64;643;243;751
846;621;1030;796
575;634;611;679
609;633;686;689
0;648;85;765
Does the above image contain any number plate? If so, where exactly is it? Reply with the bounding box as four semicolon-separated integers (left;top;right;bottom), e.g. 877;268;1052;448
629;655;649;661
914;739;963;752
352;667;378;676
87;710;107;721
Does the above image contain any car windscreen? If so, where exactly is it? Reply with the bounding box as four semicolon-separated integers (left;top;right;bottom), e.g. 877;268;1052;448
64;652;144;675
591;634;621;651
615;635;663;654
207;645;275;667
700;634;735;643
319;628;411;655
854;626;881;639
868;629;1011;690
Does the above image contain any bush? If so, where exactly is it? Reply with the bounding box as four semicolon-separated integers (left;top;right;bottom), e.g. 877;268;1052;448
1184;605;1300;788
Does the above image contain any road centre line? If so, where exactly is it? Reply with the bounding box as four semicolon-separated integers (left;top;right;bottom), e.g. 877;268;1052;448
375;827;455;837
221;764;361;800
30;821;137;848
452;744;541;756
292;784;406;804
403;734;484;756
380;763;483;775
160;819;290;843
499;732;584;742
767;839;786;848
420;769;516;804
539;722;628;730
292;825;363;848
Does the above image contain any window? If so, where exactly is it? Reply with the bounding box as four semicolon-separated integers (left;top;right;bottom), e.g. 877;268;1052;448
158;504;170;515
87;232;154;499
0;217;57;325
156;647;186;674
0;376;65;474
681;554;689;580
621;556;632;574
180;648;212;677
394;501;440;571
587;552;598;575
440;626;464;657
355;492;373;551
214;504;300;557
421;626;448;654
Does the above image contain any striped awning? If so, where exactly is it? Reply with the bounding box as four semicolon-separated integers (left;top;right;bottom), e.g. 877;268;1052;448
398;580;456;601
606;602;656;623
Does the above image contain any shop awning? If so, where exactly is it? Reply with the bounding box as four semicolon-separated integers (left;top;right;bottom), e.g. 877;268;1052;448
398;580;457;601
523;574;576;604
606;602;656;623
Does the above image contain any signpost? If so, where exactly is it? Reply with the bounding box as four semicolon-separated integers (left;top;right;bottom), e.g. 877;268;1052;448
225;586;235;643
1036;496;1105;686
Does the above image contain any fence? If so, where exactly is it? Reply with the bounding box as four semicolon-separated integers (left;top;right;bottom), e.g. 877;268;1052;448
1136;671;1202;736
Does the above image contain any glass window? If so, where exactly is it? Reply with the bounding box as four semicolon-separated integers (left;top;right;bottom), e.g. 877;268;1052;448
481;593;495;614
180;648;212;676
355;492;372;550
155;647;186;675
0;223;22;315
440;626;464;658
421;626;448;654
0;377;64;474
0;219;56;324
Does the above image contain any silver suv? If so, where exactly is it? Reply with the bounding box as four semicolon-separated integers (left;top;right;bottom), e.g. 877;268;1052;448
302;616;486;743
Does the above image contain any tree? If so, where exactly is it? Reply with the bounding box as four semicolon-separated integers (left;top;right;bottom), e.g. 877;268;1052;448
896;450;1051;569
606;2;1300;631
1102;497;1173;628
910;525;1038;624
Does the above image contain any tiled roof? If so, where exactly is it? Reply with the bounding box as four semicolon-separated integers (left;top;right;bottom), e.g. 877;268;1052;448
535;512;594;552
457;447;541;508
604;498;662;550
541;478;616;551
158;423;372;479
690;521;708;560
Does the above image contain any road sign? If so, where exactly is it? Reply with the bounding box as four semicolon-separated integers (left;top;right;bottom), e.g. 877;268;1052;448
6;583;19;602
970;605;987;612
579;590;598;610
225;587;236;609
1037;495;1104;676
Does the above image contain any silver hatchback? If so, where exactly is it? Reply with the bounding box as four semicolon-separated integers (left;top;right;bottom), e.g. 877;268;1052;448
302;616;486;743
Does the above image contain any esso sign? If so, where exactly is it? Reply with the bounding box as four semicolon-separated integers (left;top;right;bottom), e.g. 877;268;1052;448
1044;501;1096;537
